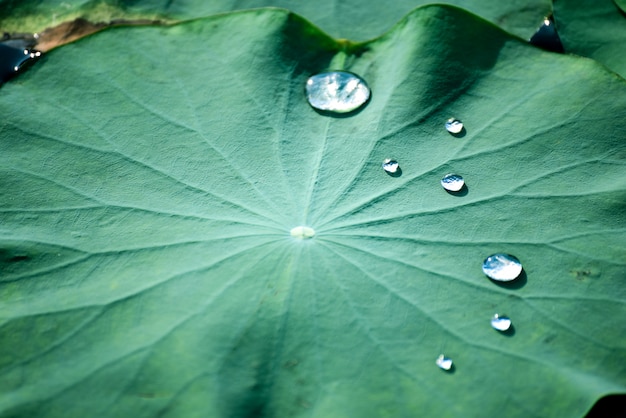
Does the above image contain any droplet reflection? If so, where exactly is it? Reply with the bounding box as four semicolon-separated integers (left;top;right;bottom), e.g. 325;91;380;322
441;174;464;192
305;71;370;114
382;159;399;174
445;118;464;134
436;354;453;371
482;254;522;281
491;314;512;331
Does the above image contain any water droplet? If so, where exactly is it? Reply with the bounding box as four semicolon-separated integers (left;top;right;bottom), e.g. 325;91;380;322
290;226;315;239
445;118;464;134
306;71;370;114
0;43;41;84
441;174;464;192
436;354;453;371
482;253;522;281
491;314;512;331
382;159;399;174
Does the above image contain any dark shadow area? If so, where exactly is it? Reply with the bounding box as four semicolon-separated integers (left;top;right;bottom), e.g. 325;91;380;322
385;167;402;178
446;183;468;196
585;394;626;418
445;363;456;374
0;43;25;83
490;269;527;290
8;255;30;263
0;43;41;84
448;126;467;138
530;15;564;53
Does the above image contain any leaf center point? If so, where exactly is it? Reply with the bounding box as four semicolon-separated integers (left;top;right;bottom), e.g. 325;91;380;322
290;226;315;240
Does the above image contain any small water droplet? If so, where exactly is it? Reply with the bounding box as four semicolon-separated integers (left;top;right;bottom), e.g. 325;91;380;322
382;159;399;174
290;226;315;239
436;354;453;371
491;314;512;331
306;71;370;114
0;43;42;84
482;253;522;281
441;174;464;192
445;118;464;134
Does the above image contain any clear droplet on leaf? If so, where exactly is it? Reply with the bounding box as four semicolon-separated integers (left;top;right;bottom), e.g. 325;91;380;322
290;226;315;239
382;159;399;174
482;254;522;281
445;118;464;134
491;314;512;331
441;174;464;192
306;71;370;114
436;354;453;371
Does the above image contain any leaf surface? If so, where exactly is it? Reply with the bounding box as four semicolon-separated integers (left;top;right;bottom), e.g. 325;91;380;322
553;0;626;78
0;0;551;40
1;6;625;418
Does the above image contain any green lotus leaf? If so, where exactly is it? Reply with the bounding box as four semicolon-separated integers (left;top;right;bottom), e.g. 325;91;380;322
553;0;626;78
0;0;132;33
1;6;625;418
0;0;552;40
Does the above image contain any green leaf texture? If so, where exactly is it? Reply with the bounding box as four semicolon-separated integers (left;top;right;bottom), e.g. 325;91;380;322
0;0;551;40
553;0;626;78
1;6;625;418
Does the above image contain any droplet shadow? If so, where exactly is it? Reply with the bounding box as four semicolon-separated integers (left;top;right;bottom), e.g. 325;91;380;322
443;364;456;374
445;183;468;196
499;324;516;337
490;269;527;290
385;167;402;178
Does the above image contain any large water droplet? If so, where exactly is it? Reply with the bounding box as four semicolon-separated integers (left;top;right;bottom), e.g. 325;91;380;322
491;314;512;331
290;226;315;239
445;118;464;134
482;253;522;281
436;354;453;371
441;174;464;192
382;159;399;174
0;44;41;84
306;71;370;114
